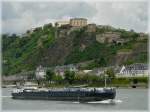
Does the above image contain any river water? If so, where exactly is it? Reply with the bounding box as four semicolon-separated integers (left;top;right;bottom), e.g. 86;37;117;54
1;88;149;111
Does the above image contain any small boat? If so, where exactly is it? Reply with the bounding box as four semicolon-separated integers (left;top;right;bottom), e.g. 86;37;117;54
11;87;116;102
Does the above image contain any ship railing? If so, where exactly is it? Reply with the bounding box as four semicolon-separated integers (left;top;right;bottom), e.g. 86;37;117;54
38;88;49;92
103;87;116;92
23;86;38;90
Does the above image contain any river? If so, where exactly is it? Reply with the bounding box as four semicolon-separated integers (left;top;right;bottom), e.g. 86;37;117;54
1;88;149;111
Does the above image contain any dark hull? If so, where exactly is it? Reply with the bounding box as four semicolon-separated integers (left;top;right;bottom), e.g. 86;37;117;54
12;89;116;102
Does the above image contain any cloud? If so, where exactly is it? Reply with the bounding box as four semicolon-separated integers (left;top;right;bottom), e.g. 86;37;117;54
2;1;148;34
88;2;148;32
2;2;97;34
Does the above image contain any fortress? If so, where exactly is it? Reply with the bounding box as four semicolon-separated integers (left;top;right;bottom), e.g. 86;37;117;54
55;18;87;27
70;18;87;27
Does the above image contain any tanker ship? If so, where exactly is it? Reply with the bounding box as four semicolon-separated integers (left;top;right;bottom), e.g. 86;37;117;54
11;87;116;102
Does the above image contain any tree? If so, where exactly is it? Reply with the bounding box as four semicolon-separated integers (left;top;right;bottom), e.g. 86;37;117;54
43;23;53;30
97;57;107;67
64;70;75;84
55;22;58;27
105;68;115;79
131;32;139;41
45;69;55;83
91;75;100;83
11;33;17;38
123;59;134;65
53;75;63;84
82;74;90;83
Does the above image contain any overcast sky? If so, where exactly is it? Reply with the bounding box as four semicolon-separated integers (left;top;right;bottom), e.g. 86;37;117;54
2;1;148;34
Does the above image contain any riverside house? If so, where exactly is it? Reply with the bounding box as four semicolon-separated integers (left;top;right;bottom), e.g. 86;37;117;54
87;68;107;76
117;63;148;77
54;64;78;77
35;65;46;79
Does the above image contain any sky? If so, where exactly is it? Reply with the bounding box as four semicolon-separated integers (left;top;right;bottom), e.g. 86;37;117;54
2;1;148;34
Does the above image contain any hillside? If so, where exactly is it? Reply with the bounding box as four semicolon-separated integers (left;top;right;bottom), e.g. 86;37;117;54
2;24;148;76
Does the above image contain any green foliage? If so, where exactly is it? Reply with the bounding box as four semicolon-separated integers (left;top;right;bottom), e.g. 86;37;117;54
112;77;148;85
45;69;55;82
96;28;105;34
83;58;107;69
96;27;113;34
53;75;63;84
123;59;134;65
74;73;85;81
120;30;138;39
96;57;107;67
2;26;55;75
66;41;114;65
112;77;130;85
131;77;148;84
2;25;148;76
73;29;85;45
64;70;75;84
105;68;115;79
43;23;52;30
135;52;147;63
118;49;132;52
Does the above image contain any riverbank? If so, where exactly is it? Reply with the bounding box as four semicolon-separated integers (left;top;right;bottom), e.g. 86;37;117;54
1;84;148;89
2;77;149;89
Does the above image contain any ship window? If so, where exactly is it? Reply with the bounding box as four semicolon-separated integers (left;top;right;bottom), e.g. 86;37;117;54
57;92;60;96
63;92;65;95
83;92;85;96
66;92;69;96
50;92;52;96
58;92;61;96
51;92;53;96
69;92;72;96
53;92;55;96
71;92;73;97
62;92;64;96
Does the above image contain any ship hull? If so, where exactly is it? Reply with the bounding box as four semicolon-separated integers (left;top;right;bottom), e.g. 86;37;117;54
12;88;116;102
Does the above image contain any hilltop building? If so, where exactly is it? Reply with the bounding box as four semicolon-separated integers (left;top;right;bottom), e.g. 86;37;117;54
70;18;87;27
55;21;70;27
137;32;148;41
55;18;87;28
97;25;115;30
87;24;96;32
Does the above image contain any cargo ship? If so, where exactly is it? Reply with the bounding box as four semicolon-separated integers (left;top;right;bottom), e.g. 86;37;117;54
11;87;116;102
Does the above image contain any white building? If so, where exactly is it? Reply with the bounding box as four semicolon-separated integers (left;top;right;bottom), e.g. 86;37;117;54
118;63;148;77
70;18;87;27
83;70;92;73
35;65;46;79
54;64;78;76
55;21;69;27
87;67;108;76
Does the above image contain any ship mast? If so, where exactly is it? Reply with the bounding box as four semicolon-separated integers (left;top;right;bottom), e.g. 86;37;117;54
104;74;108;88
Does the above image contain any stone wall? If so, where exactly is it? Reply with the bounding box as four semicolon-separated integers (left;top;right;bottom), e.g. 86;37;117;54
96;32;121;43
87;24;96;32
